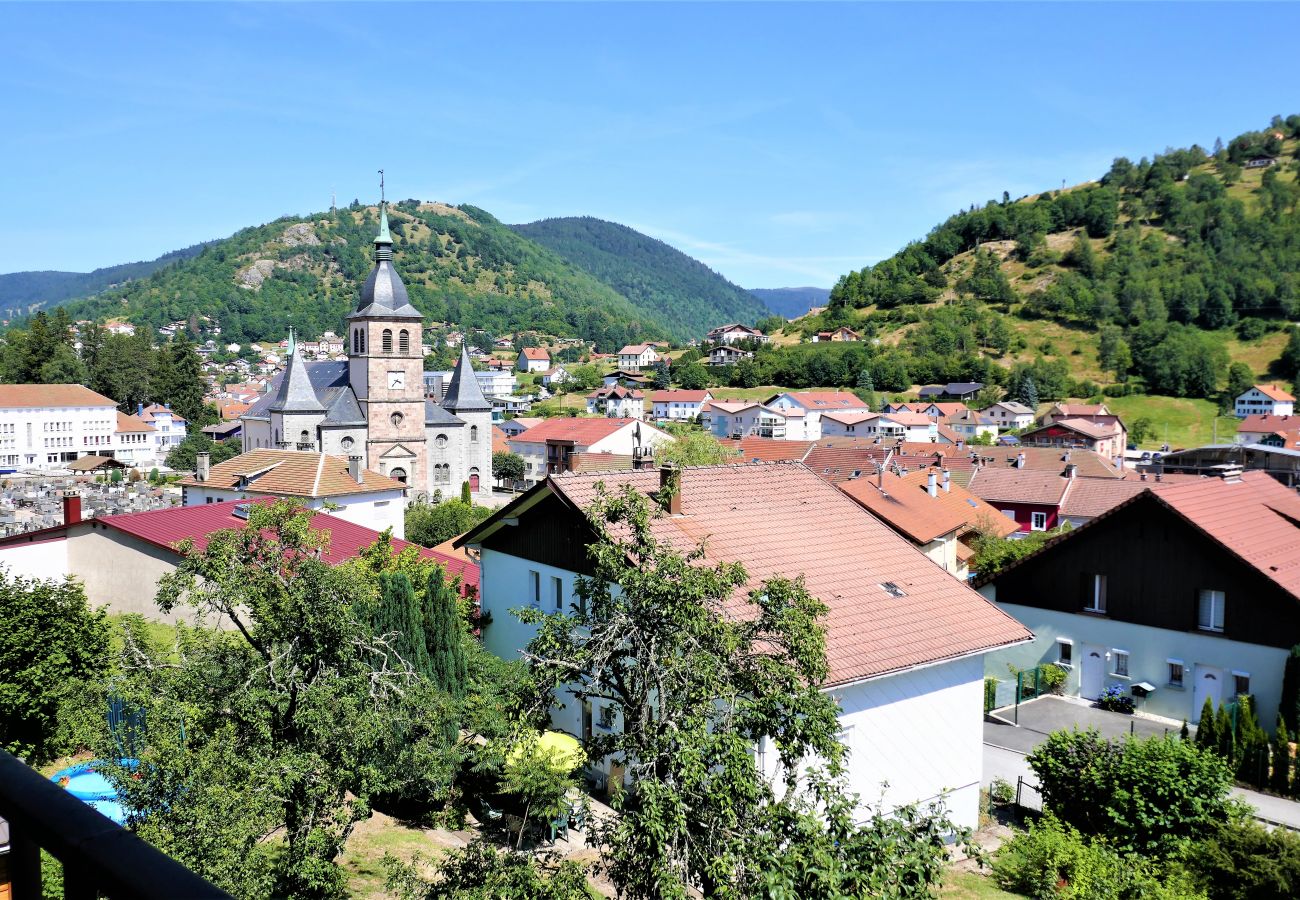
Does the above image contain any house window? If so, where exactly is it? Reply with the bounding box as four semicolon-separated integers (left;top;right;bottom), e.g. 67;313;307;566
1233;671;1251;697
551;575;563;611
1031;511;1048;531
1057;639;1073;667
1167;659;1185;688
1112;649;1129;678
1084;574;1107;613
529;570;540;606
598;704;617;731
382;329;393;354
1002;509;1016;520
1198;589;1225;633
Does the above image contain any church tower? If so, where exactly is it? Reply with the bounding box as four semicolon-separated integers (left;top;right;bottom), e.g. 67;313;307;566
443;342;494;500
347;203;427;487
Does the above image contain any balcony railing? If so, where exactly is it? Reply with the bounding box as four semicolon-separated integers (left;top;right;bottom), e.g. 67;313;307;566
0;749;231;899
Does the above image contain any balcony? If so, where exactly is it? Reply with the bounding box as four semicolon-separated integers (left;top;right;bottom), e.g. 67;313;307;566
0;749;231;899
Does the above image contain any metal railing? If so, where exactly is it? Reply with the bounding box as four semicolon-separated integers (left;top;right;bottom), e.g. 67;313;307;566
0;749;231;899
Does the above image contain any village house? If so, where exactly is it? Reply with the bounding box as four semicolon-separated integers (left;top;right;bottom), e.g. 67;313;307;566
874;412;938;442
517;347;551;373
137;404;188;461
456;462;1031;830
700;401;788;440
0;496;476;626
507;417;673;486
539;366;571;388
616;343;660;371
764;391;870;440
919;402;968;420
977;471;1300;728
1235;384;1295;418
709;345;752;366
838;465;1017;579
706;323;768;345
918;382;985;403
944;410;1000;442
1236;414;1300;449
818;411;881;438
1019;417;1126;463
980;401;1035;430
811;327;860;343
585;384;645;419
1040;403;1127;452
178;448;408;537
497;417;542;439
649;389;713;422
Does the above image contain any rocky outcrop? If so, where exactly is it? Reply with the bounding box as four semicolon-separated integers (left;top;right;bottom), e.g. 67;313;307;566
280;223;321;248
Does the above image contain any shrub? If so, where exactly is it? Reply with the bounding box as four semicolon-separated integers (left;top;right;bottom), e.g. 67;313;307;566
1095;683;1135;714
1179;819;1300;900
1027;729;1233;857
1038;663;1067;695
989;777;1014;805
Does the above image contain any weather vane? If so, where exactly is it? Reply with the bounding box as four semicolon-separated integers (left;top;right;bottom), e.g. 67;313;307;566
378;168;385;204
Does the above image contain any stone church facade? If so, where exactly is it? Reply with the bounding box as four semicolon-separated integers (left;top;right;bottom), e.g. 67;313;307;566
241;205;494;501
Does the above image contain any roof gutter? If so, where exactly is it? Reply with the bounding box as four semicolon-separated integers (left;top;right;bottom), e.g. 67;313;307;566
823;634;1034;694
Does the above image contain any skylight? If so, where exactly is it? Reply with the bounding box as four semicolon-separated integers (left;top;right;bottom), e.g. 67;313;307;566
880;582;907;598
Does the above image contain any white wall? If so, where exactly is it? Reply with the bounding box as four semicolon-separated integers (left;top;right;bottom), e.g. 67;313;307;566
183;484;406;538
0;536;70;580
0;403;119;468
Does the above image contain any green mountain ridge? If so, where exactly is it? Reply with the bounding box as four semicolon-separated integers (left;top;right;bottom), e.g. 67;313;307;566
747;286;830;319
0;242;210;321
510;215;768;337
39;202;733;349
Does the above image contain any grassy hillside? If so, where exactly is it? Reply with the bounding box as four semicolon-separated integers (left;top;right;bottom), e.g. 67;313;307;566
51;202;669;349
749;286;830;319
0;242;209;320
511;216;768;339
803;116;1300;398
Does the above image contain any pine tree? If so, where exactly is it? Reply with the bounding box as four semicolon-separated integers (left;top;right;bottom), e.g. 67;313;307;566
1236;696;1268;788
1196;697;1218;753
372;572;429;675
856;369;874;392
1180;720;1189;741
423;571;467;700
1217;705;1236;767
1271;716;1291;795
460;481;471;504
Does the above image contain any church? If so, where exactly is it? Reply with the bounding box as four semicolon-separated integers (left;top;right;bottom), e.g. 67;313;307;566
241;204;494;501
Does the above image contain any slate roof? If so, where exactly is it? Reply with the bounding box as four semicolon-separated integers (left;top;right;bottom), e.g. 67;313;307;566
527;463;1030;685
98;499;477;590
838;468;1017;544
350;206;422;320
269;347;325;413
0;384;117;409
443;345;491;413
178;449;405;497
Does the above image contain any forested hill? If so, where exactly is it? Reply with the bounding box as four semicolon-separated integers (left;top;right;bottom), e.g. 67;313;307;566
48;202;671;349
805;115;1300;399
0;242;209;320
510;216;768;337
748;286;830;318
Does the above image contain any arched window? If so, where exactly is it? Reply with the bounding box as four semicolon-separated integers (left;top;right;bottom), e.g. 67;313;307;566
468;467;480;492
382;329;393;354
352;329;359;354
299;430;309;445
398;329;410;355
390;412;404;427
390;467;407;484
470;425;479;443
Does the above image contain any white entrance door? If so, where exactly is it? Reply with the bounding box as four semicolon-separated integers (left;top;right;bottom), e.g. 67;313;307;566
1193;665;1224;721
1080;644;1106;701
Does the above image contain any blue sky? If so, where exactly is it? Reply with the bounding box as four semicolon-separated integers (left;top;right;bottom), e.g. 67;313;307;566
3;2;1296;287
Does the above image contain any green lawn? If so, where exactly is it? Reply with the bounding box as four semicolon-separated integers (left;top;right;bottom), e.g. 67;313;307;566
938;870;1026;899
1105;394;1229;449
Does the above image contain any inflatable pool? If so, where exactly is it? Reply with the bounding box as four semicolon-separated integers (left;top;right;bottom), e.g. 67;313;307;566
50;760;134;825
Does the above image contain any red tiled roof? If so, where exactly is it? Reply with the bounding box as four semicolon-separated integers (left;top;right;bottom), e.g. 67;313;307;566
1026;417;1119;440
881;412;933;426
115;411;154;433
649;390;711;403
541;464;1030;684
802;446;882;482
509;417;642;446
140;404;186;424
0;384;117;409
177;449;405;497
97;500;478;590
778;391;870;410
925;402;969;417
731;437;814;462
821;411;879;426
521;347;550;360
967;446;1122;479
492;425;510;455
1254;384;1296;402
617;344;653;356
1051;403;1109;417
968;467;1072;506
1058;476;1154;519
838;468;1018;544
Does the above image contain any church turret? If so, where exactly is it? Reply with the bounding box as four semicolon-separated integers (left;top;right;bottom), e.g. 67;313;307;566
269;330;325;450
443;344;491;413
443;343;493;499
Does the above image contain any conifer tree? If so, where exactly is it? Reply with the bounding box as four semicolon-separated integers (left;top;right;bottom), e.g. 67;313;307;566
1236;696;1268;788
423;571;467;700
1196;697;1218;753
372;572;429;675
1217;705;1236;767
1271;716;1291;795
460;481;472;504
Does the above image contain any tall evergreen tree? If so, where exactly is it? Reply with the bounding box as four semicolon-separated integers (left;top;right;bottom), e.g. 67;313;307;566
1217;705;1237;767
1196;697;1219;754
1271;716;1291;795
371;572;429;676
423;571;467;700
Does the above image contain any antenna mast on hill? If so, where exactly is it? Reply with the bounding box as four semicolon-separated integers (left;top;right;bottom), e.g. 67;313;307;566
331;187;336;213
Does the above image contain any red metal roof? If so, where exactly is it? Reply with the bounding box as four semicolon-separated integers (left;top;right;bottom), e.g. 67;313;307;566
96;500;478;591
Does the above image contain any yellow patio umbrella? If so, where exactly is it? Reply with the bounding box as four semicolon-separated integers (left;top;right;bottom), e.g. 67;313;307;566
507;730;585;771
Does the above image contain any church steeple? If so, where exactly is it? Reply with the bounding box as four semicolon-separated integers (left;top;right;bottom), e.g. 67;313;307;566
443;343;491;413
269;335;324;413
349;196;421;320
373;202;393;260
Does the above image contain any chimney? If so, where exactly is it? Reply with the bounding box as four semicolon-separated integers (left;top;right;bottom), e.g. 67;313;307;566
348;455;364;484
62;491;81;526
1155;472;1162;482
1064;463;1077;479
195;452;210;482
659;463;682;515
137;402;144;415
927;470;938;497
942;468;951;493
1140;471;1147;481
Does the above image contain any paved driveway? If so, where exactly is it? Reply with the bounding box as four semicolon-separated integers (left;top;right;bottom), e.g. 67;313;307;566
981;695;1300;829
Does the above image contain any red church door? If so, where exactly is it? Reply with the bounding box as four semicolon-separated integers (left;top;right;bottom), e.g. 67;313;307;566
469;469;480;492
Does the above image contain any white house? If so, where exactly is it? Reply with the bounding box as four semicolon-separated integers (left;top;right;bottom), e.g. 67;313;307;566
177;448;408;537
0;384;123;470
701;401;787;440
876;412;938;442
945;410;999;442
650;390;713;422
138;404;188;461
764;391;870;440
709;346;752;367
819;411;881;438
616;344;660;371
540;366;571;388
457;463;1031;830
586;385;645;419
980;401;1035;431
706;324;768;345
507;417;674;485
518;347;551;373
1235;384;1295;419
